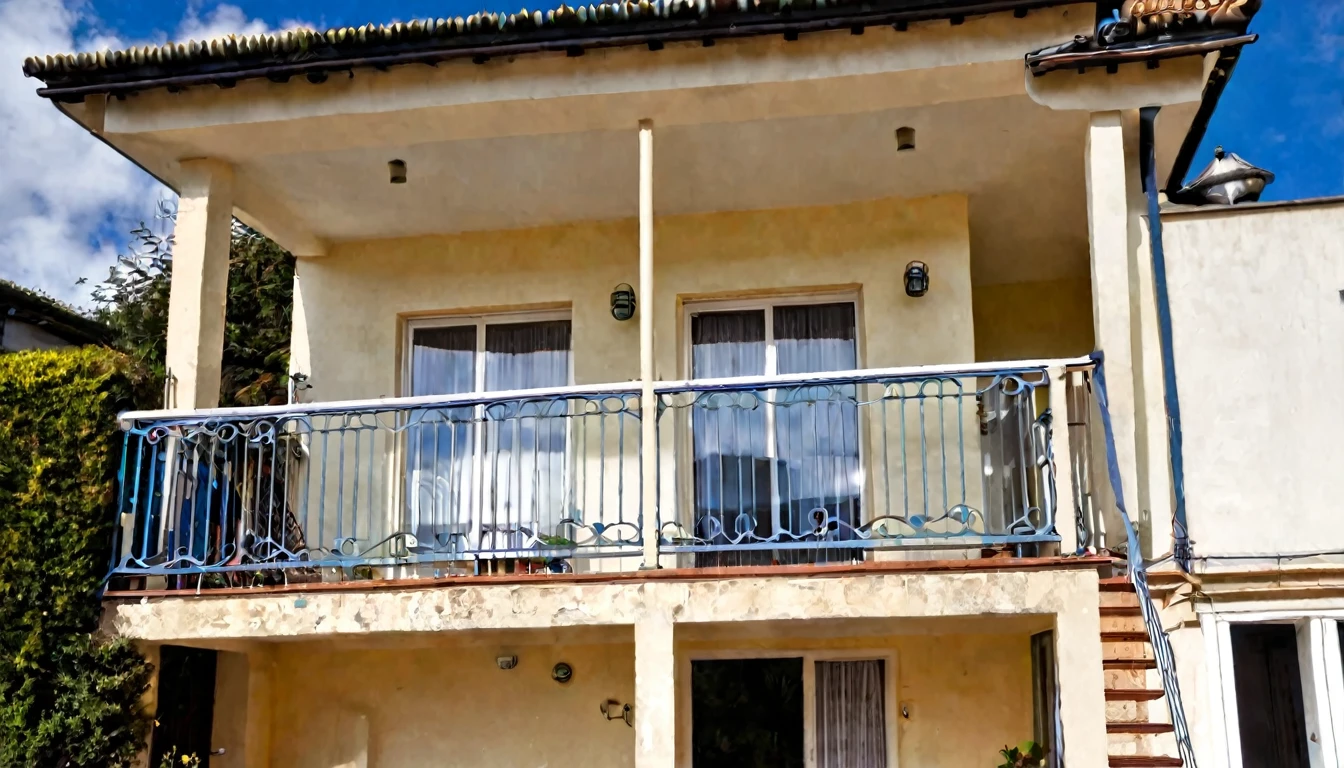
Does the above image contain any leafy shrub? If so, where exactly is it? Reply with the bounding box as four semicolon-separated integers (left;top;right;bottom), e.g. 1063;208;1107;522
0;348;154;767
95;216;294;408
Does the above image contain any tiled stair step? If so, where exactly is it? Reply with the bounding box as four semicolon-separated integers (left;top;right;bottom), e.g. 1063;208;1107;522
1107;722;1175;735
1102;631;1151;643
1104;658;1158;670
1108;757;1182;767
1100;577;1137;593
1105;688;1166;702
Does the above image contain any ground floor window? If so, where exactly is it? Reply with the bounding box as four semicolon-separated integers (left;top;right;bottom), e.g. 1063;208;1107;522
690;655;889;768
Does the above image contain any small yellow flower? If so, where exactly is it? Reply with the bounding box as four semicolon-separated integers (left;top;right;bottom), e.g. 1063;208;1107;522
181;756;191;765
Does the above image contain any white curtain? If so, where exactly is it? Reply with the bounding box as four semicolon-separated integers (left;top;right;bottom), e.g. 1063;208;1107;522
482;320;571;545
689;304;860;565
408;325;477;551
690;310;769;547
816;660;887;768
773;303;860;536
407;320;571;553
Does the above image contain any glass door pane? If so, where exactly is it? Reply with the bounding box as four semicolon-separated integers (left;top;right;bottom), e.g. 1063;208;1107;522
408;325;477;555
773;303;860;547
690;310;769;558
481;319;572;551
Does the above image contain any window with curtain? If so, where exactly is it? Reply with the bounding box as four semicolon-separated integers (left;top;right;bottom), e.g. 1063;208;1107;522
815;659;887;768
406;315;571;554
688;300;860;565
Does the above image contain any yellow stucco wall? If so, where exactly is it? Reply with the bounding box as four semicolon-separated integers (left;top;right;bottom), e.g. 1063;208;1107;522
245;629;1032;768
293;193;974;400
973;277;1094;362
268;640;637;767
290;193;980;551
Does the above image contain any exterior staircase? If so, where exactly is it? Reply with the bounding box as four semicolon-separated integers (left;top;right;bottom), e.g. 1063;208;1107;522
1100;576;1184;768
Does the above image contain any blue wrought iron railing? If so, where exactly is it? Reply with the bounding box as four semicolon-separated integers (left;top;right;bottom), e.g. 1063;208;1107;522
653;365;1060;563
1091;356;1197;768
110;359;1080;587
112;382;645;584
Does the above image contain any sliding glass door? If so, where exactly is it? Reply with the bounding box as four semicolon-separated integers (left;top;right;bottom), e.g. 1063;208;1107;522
687;299;861;563
405;312;571;556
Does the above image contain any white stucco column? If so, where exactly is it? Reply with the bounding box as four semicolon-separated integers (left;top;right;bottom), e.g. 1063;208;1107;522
1055;581;1109;768
638;118;660;567
635;612;675;768
166;159;234;410
1084;111;1139;547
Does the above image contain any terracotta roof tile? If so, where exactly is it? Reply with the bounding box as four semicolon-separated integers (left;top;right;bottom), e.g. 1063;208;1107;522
22;0;1068;95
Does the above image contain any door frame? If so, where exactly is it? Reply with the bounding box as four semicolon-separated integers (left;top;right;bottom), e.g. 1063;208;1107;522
676;292;866;552
1200;608;1344;768
399;308;575;558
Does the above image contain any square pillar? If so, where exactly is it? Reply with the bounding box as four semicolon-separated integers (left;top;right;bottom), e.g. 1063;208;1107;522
1055;583;1110;768
635;613;675;768
1084;111;1140;548
210;647;274;768
166;159;234;410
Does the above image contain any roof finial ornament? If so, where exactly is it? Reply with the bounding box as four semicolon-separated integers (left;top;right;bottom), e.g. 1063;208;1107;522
1178;146;1274;206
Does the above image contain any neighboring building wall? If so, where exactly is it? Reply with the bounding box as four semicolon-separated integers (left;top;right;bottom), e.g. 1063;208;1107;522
1162;200;1344;558
0;318;75;351
291;194;974;400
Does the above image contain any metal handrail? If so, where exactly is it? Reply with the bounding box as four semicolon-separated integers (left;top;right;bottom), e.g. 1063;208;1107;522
1092;355;1197;768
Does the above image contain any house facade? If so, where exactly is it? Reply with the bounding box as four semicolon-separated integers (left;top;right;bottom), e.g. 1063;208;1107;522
22;0;1318;766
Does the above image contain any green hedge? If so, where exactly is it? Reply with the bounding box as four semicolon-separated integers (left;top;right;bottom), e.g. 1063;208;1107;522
0;347;153;767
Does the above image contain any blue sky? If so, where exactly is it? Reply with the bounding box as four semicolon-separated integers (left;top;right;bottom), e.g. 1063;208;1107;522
0;1;1340;305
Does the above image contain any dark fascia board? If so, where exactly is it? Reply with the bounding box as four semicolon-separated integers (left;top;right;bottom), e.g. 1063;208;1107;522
31;0;1073;101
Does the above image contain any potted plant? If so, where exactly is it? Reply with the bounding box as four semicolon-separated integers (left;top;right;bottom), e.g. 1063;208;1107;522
997;741;1046;768
525;534;577;573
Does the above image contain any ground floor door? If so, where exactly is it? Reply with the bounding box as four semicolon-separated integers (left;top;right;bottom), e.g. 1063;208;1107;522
150;645;218;767
691;656;889;768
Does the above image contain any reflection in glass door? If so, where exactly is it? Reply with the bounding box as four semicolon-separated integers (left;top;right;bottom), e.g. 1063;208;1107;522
688;299;859;565
406;313;571;557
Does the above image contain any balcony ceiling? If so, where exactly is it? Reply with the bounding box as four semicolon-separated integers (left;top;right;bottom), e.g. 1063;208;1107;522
192;93;1190;286
73;9;1199;287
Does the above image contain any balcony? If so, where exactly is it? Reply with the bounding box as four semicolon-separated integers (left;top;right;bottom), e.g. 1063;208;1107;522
110;357;1097;591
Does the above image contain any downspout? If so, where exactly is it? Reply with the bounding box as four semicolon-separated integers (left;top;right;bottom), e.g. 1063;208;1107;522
1138;106;1191;571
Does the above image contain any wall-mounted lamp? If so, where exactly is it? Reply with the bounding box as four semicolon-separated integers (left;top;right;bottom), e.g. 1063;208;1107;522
904;261;929;298
611;283;637;321
895;126;916;152
389;159;408;184
601;699;634;727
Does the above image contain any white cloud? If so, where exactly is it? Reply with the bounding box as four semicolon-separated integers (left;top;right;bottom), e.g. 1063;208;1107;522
0;1;307;308
177;1;279;42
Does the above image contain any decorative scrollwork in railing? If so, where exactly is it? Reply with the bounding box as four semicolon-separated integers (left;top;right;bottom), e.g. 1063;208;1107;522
112;385;645;586
653;366;1059;562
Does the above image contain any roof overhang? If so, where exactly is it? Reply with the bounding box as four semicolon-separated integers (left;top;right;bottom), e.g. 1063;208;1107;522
24;0;1076;100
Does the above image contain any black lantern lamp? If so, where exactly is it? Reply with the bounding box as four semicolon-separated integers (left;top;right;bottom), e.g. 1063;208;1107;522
611;284;636;321
904;261;929;298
